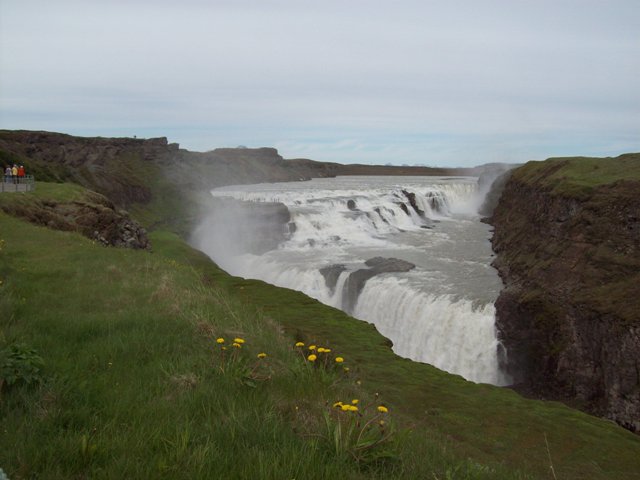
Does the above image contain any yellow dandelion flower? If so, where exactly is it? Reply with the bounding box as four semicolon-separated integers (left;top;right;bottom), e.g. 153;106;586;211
257;352;267;359
341;404;351;411
216;338;225;344
351;399;359;405
377;405;389;413
348;405;359;412
343;367;350;372
233;338;245;344
232;342;242;348
308;345;316;351
307;354;317;362
295;342;305;347
324;348;331;353
335;357;344;363
379;420;385;426
317;347;326;353
333;401;343;408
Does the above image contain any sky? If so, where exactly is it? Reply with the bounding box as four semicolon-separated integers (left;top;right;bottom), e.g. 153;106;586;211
1;1;639;167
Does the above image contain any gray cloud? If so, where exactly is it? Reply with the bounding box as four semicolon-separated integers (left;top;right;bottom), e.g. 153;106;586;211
1;0;638;166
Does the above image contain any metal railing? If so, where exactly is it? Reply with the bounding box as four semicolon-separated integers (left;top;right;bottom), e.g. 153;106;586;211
1;175;35;193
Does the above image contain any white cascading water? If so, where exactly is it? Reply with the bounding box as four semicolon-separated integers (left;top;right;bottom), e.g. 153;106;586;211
352;277;505;384
192;175;510;386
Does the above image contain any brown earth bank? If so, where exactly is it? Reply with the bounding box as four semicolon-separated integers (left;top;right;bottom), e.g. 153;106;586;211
0;189;150;250
487;155;640;432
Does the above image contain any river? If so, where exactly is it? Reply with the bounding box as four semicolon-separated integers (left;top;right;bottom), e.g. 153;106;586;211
193;175;510;386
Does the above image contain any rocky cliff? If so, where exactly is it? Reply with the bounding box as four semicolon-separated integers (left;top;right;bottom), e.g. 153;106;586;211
488;154;640;432
0;188;150;249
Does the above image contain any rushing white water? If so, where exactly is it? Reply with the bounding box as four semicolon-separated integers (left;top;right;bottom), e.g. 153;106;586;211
353;277;505;385
193;176;510;385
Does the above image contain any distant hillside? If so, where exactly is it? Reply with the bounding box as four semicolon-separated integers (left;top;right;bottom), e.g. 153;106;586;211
0;130;500;236
0;130;481;204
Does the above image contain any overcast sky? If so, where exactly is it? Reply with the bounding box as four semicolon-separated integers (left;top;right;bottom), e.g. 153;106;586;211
1;1;638;166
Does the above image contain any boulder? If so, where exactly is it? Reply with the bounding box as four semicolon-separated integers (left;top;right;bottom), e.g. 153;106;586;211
341;257;415;313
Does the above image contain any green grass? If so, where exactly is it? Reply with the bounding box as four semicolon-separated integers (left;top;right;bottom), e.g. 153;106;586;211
513;153;640;197
0;214;367;479
1;184;640;479
0;182;94;209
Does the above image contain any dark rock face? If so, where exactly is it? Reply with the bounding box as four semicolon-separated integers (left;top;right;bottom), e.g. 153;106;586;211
364;257;416;272
402;190;425;216
1;192;150;250
340;257;415;313
346;199;357;211
319;264;347;295
489;174;640;432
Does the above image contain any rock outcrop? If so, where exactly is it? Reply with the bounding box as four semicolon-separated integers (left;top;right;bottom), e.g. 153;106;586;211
336;257;416;313
1;191;150;249
488;155;640;432
319;264;347;295
402;190;425;217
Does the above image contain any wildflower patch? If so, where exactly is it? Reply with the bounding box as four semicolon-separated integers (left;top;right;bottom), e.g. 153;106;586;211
212;336;272;386
321;394;399;467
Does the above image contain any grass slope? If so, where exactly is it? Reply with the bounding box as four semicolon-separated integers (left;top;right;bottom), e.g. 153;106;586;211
512;153;640;197
1;183;640;479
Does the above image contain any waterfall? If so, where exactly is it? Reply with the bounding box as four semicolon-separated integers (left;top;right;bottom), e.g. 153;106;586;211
353;276;509;385
195;176;509;386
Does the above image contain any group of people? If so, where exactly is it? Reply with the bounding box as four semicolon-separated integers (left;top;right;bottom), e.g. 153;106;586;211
4;164;26;183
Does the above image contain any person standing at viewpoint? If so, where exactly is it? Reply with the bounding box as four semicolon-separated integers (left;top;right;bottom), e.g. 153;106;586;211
11;164;18;183
18;165;25;182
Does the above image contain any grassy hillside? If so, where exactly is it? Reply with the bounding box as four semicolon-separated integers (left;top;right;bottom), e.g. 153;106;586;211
512;153;640;197
1;183;640;479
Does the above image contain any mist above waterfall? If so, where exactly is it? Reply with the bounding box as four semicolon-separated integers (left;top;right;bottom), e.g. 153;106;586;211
193;175;510;385
191;197;292;271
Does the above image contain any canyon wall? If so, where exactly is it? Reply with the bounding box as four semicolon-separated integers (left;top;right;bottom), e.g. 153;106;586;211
489;154;640;431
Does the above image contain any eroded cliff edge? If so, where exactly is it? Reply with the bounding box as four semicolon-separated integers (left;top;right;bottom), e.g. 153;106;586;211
488;154;640;432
